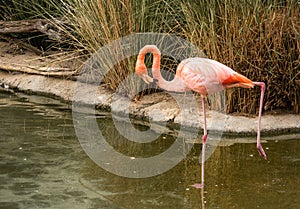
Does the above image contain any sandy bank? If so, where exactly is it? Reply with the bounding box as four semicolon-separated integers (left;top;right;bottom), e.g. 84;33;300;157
0;70;299;135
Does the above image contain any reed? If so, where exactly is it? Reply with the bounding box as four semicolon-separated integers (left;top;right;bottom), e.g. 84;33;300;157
51;0;182;96
179;0;300;114
0;0;62;20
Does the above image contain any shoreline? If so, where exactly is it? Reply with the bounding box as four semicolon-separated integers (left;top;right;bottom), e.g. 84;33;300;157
0;70;299;136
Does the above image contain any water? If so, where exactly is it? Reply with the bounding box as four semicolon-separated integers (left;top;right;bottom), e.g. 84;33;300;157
0;92;299;209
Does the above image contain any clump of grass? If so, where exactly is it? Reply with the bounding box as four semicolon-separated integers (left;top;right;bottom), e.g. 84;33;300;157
0;0;62;21
49;0;184;96
180;0;300;114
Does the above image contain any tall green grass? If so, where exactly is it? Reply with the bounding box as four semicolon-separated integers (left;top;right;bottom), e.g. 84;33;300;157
179;0;300;114
0;0;62;20
1;0;299;114
50;0;183;96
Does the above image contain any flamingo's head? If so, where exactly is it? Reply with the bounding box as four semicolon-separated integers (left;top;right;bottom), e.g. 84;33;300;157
135;62;153;84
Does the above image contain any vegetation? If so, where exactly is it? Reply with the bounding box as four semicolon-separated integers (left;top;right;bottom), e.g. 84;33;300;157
0;0;299;114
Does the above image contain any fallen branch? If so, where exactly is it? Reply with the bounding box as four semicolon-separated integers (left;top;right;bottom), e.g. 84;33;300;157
0;34;46;56
0;18;63;40
0;62;77;77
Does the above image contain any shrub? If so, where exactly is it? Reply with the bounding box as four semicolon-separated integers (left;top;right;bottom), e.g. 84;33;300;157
179;0;300;114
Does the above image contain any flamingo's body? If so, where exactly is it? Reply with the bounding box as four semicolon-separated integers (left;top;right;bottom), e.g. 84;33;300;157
136;45;266;188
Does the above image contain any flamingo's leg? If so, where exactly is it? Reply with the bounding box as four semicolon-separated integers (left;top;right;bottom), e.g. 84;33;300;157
201;96;208;187
191;96;207;189
253;82;267;160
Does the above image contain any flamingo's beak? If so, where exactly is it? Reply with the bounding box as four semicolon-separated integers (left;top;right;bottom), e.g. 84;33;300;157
142;73;154;84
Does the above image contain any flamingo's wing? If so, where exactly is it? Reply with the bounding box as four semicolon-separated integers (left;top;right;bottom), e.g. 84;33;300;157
177;58;225;95
177;58;254;95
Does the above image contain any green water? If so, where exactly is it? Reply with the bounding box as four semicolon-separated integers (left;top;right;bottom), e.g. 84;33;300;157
0;92;299;209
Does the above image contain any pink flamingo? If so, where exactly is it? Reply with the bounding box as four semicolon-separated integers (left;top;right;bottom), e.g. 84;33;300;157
135;45;266;188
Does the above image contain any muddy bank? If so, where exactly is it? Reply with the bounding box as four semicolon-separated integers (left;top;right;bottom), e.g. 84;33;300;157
0;70;299;135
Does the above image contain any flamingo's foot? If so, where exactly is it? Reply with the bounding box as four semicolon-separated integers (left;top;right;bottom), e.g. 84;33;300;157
257;144;267;160
191;183;204;189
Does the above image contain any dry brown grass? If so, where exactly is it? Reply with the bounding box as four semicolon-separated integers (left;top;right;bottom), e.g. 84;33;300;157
180;0;300;114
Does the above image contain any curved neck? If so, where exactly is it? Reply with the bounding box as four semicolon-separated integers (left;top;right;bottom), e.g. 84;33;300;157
137;45;163;80
138;45;189;92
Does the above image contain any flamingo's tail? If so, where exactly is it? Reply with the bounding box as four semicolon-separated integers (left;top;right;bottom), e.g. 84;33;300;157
222;72;254;88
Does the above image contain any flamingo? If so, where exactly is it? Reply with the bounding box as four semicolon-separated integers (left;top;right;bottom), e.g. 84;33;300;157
135;45;266;188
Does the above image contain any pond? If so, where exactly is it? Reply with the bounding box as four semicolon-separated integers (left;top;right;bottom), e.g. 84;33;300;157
0;92;299;209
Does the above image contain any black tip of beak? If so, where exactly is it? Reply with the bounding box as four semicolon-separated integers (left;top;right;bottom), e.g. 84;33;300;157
153;78;158;84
